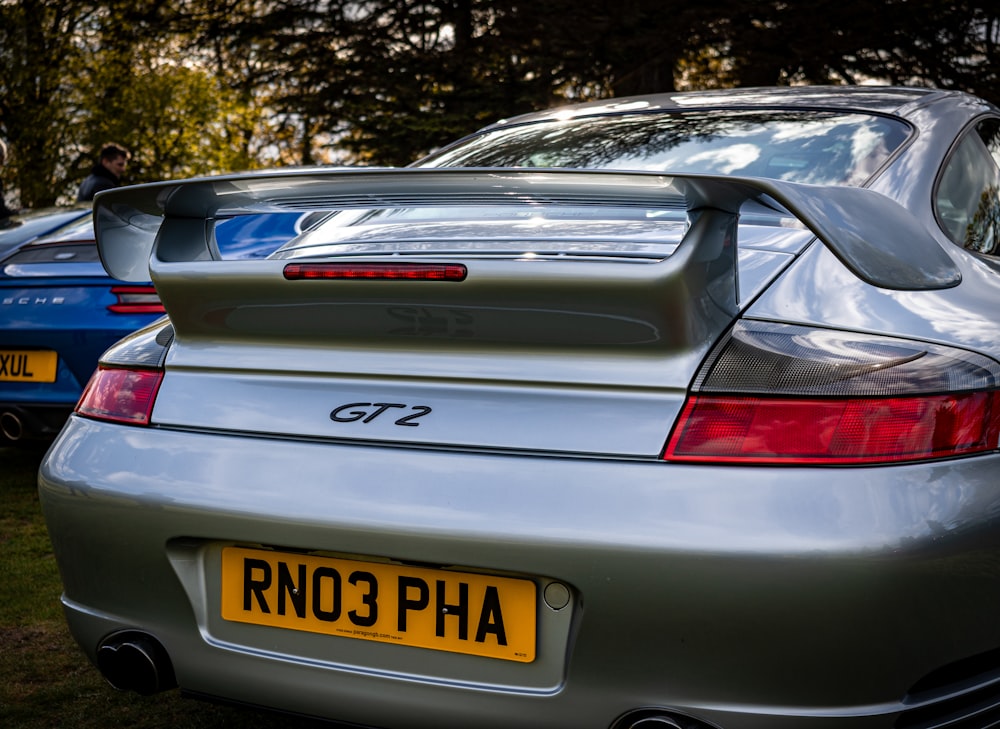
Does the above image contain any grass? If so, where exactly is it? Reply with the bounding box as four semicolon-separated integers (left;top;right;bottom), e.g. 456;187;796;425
0;444;332;728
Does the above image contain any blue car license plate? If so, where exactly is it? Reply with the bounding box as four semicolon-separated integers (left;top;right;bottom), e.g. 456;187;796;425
0;350;57;382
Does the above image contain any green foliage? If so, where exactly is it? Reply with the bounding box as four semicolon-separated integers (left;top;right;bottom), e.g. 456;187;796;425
1;0;1000;203
0;0;95;207
0;446;62;625
53;2;276;193
94;55;268;182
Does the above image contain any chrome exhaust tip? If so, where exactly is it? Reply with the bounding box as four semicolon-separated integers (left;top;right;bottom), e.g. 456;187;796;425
611;709;720;729
627;719;684;729
0;410;24;441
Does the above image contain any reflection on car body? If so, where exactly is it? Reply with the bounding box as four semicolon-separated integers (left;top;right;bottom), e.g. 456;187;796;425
0;206;91;259
39;87;1000;729
0;210;316;442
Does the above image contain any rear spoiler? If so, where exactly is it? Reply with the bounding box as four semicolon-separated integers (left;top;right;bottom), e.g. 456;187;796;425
93;167;959;291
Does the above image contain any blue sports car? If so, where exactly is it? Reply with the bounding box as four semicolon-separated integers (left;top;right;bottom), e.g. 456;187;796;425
39;87;1000;728
0;206;92;259
0;209;318;443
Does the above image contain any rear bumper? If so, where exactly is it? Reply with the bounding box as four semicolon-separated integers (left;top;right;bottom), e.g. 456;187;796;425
39;415;1000;729
0;402;72;440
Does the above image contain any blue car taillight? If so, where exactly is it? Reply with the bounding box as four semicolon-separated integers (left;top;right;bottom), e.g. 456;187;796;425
107;285;164;314
664;321;1000;465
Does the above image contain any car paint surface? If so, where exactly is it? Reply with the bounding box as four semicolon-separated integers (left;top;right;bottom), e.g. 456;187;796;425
0;216;160;439
0;210;313;440
0;207;92;258
38;87;1000;729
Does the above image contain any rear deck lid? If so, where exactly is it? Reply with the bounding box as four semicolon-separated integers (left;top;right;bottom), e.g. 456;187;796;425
92;169;958;456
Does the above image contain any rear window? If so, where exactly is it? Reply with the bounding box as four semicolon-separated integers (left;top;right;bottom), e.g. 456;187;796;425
422;110;911;186
935;118;1000;254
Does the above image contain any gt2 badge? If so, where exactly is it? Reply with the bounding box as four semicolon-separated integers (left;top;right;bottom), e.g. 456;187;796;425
330;402;432;427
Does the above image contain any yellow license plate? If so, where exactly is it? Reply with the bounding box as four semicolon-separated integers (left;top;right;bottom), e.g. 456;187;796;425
0;350;57;382
221;547;537;662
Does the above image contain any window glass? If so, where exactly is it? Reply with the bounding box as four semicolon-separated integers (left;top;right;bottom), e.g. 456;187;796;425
983;119;1000;166
423;111;911;186
936;119;1000;254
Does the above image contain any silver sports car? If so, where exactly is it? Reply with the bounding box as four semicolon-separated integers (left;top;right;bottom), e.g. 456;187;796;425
39;87;1000;729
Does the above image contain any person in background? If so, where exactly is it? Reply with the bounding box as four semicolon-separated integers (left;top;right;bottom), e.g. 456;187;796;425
0;139;15;227
77;142;130;202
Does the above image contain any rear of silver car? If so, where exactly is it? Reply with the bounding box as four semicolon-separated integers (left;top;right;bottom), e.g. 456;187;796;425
39;169;1000;729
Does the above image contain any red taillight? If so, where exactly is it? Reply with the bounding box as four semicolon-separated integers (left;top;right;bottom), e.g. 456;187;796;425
664;392;1000;464
108;285;164;314
665;320;1000;466
283;262;467;281
76;367;163;425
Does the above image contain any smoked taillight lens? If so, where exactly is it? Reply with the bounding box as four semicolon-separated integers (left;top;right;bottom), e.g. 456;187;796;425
108;285;164;314
76;367;163;425
663;321;1000;465
665;392;1000;464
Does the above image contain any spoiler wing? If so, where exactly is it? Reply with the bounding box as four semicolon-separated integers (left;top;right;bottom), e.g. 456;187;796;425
93;168;959;291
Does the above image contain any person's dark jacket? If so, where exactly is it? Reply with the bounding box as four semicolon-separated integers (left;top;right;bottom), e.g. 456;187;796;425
0;180;15;228
77;163;120;202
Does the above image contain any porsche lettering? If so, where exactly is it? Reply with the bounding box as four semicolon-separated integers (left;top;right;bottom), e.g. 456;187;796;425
2;296;65;305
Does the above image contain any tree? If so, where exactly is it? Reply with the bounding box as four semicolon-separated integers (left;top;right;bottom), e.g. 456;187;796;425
0;0;97;207
702;0;1000;101
67;0;285;193
0;0;281;205
3;0;1000;206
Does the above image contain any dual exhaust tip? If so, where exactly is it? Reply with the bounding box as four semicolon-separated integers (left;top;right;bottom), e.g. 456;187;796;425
95;633;717;729
612;710;719;729
96;632;176;696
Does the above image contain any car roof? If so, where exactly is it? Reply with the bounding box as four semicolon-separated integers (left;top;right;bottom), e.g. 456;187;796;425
27;212;95;244
485;86;973;129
